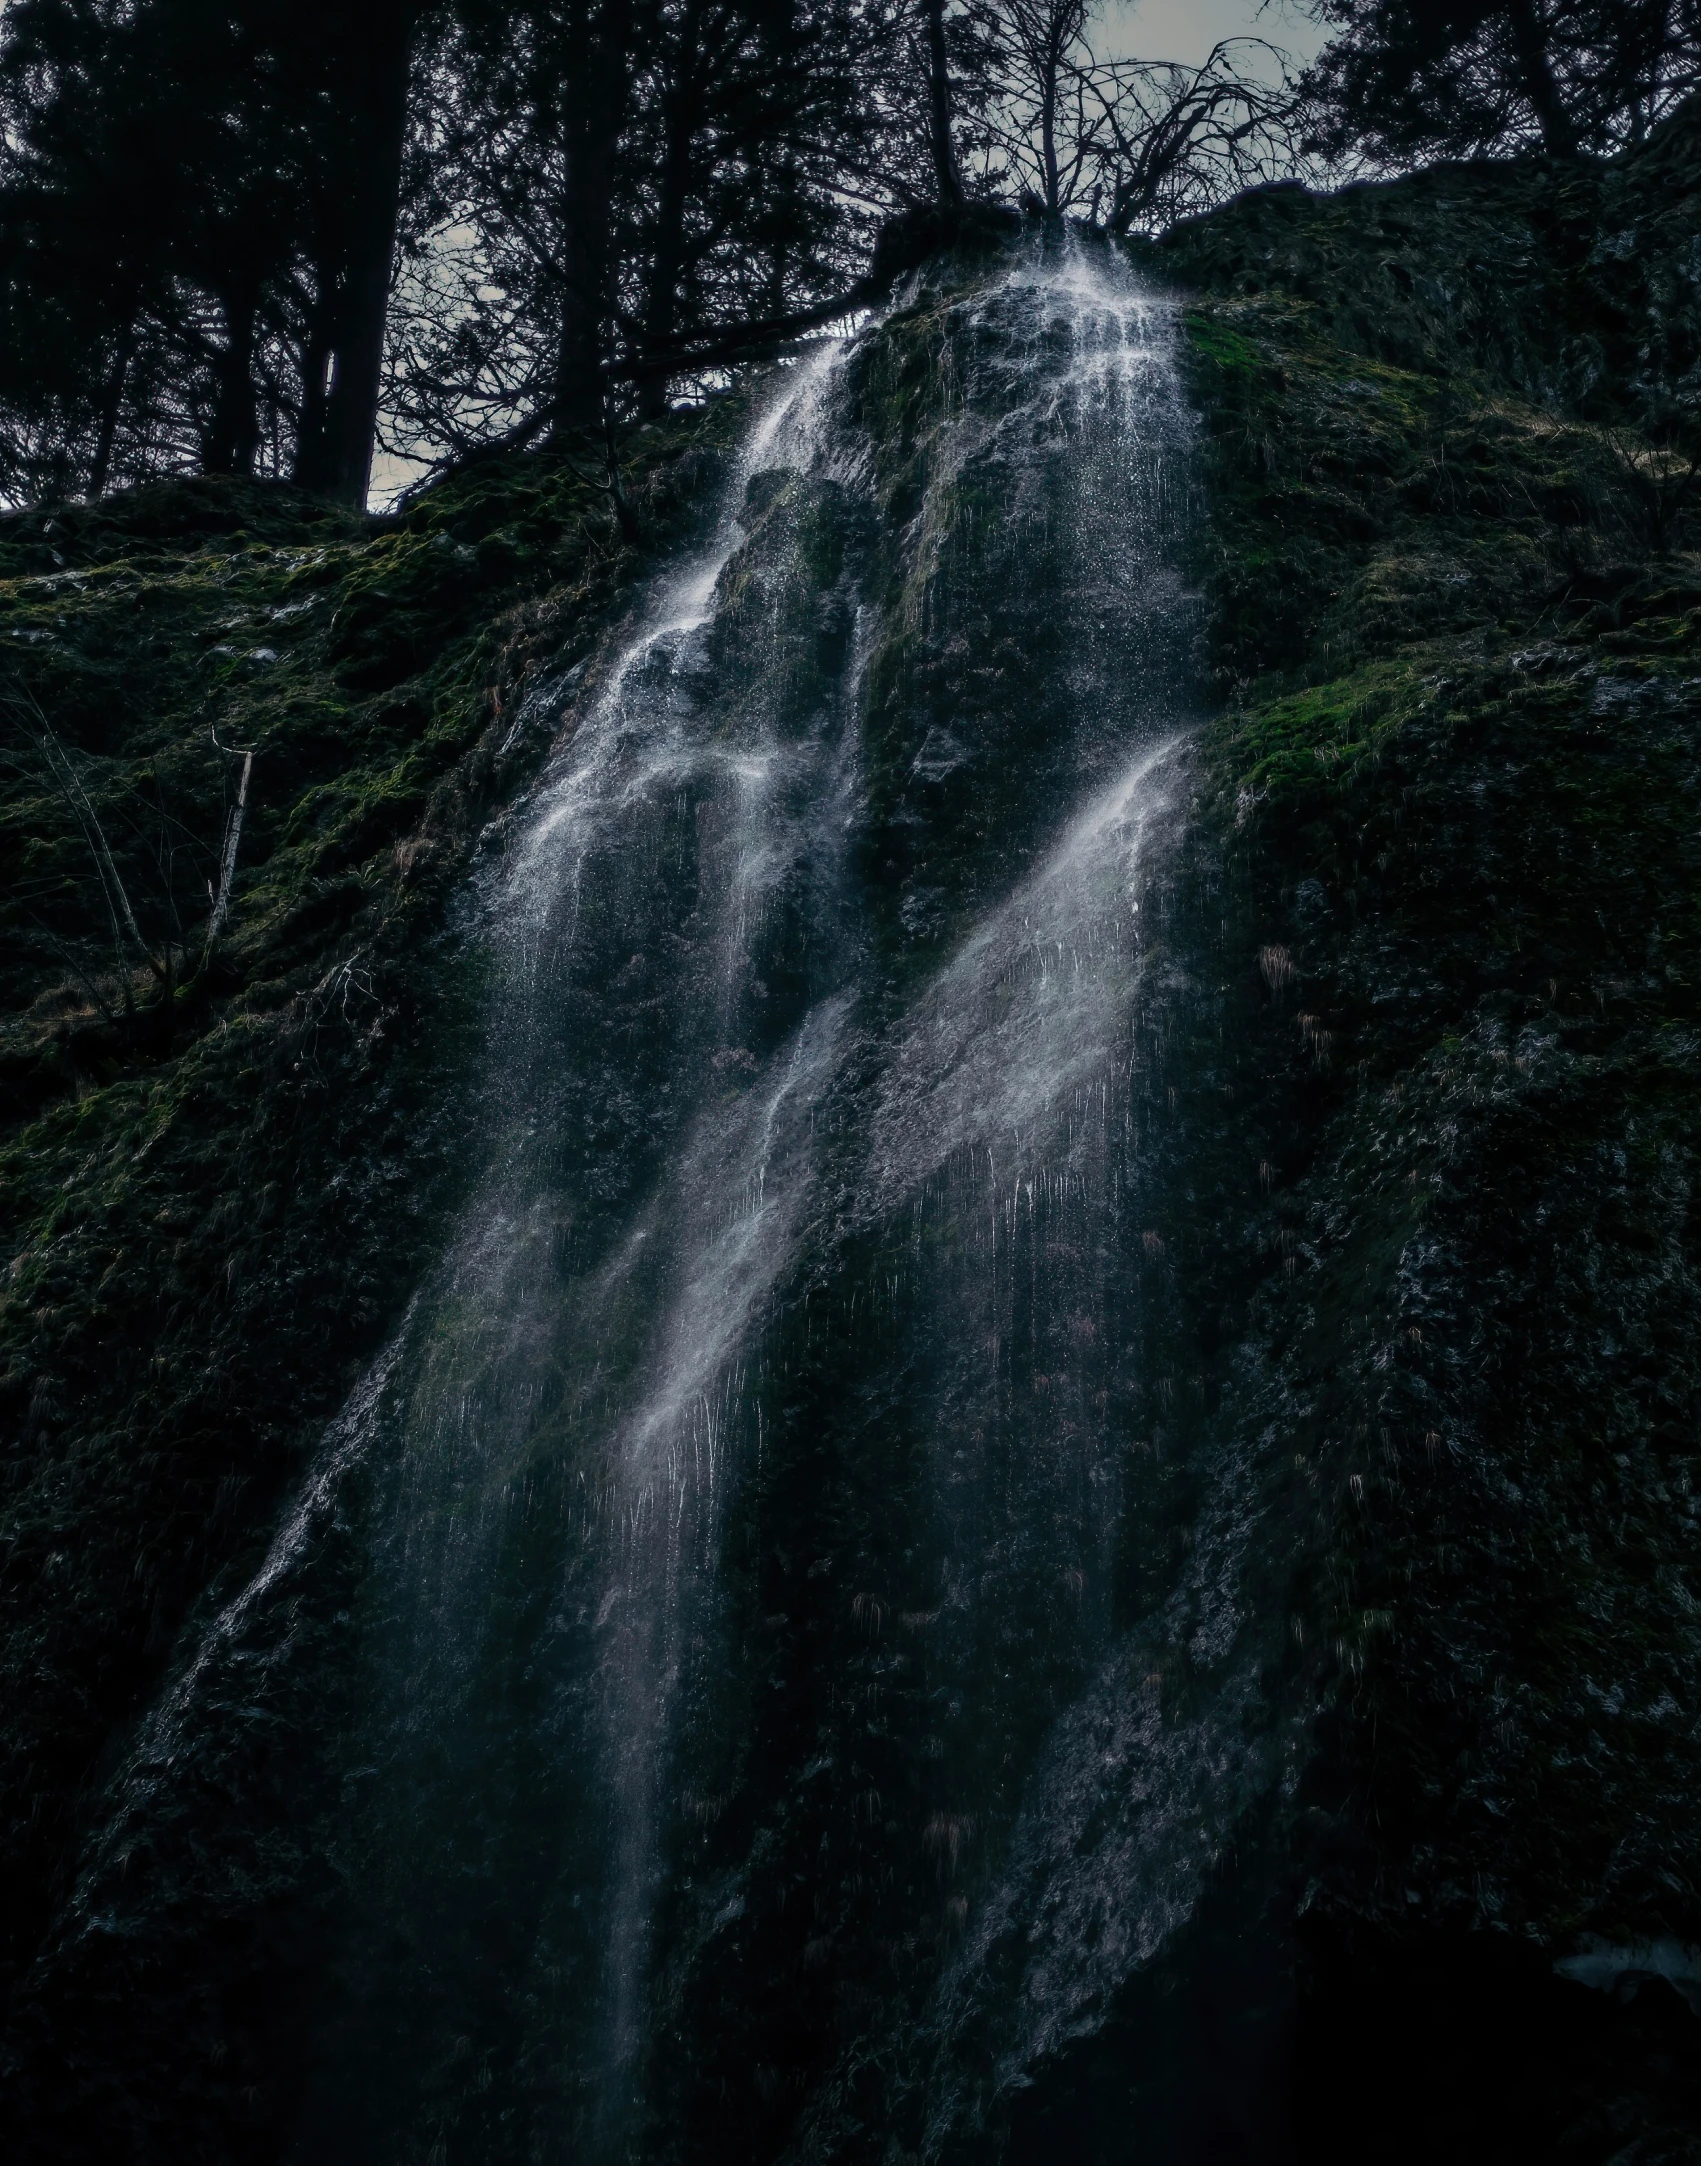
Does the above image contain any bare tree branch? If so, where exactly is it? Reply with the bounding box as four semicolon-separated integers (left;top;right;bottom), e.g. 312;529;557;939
204;727;254;955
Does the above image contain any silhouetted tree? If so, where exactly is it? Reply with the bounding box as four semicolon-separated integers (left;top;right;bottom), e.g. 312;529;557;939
1083;41;1305;234
0;0;1318;506
996;0;1089;213
623;0;888;408
0;0;430;503
972;13;1302;232
385;0;896;464
0;0;189;497
1302;0;1701;163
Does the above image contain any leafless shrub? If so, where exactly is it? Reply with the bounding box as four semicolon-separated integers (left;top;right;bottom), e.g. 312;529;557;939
1078;42;1308;237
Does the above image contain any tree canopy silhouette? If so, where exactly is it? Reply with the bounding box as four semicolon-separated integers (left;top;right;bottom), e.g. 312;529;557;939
1302;0;1701;163
13;0;1689;511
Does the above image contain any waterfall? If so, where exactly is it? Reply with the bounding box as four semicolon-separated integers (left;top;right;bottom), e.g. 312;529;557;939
16;235;1273;2164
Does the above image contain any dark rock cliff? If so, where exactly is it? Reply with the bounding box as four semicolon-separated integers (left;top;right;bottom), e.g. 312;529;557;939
2;102;1699;2163
1153;99;1701;2163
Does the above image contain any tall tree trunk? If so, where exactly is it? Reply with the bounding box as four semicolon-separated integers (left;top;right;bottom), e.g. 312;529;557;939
1041;57;1060;213
89;311;136;497
205;291;259;475
553;126;619;437
551;0;634;441
924;0;963;209
291;245;338;494
310;2;416;507
1504;0;1580;157
639;28;704;422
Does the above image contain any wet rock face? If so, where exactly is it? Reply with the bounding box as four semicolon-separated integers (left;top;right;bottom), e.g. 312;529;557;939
301;248;1215;2165
3;241;1239;2164
1165;100;1701;2162
5;109;1701;2166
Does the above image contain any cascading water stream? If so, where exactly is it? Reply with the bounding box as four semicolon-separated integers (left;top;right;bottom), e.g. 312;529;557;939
11;235;1293;2165
289;337;871;2155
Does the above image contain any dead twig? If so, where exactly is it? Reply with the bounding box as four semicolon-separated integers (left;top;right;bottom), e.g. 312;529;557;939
204;727;255;956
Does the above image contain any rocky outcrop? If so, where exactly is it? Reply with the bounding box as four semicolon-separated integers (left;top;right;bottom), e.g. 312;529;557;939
1;101;1698;2166
1157;96;1701;2163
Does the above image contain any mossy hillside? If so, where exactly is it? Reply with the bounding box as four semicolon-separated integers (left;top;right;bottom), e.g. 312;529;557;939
1155;94;1701;429
0;414;737;2005
1219;655;1701;2157
1155;99;1701;2147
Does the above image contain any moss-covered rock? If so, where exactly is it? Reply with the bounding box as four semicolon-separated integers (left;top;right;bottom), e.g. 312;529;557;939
1143;96;1701;2161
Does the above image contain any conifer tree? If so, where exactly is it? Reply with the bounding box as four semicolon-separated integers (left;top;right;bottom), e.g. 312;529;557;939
0;0;429;503
1302;0;1701;163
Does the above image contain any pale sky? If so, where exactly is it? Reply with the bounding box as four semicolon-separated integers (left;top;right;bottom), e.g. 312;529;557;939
1096;0;1325;69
